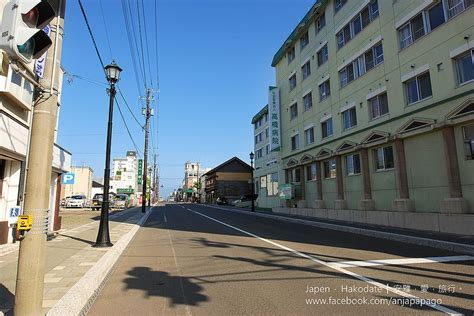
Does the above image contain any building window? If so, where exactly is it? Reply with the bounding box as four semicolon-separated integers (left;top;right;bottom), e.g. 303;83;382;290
290;103;298;120
291;134;299;151
317;44;328;67
304;127;314;145
302;60;311;80
446;0;473;19
336;0;379;49
307;163;317;181
300;31;309;50
334;0;347;13
290;168;301;183
266;144;270;155
289;74;297;91
428;1;446;30
288;46;295;64
315;13;326;34
339;42;384;88
265;127;269;139
254;132;263;144
369;92;389;119
267;172;279;196
319;79;331;101
463;125;474;159
399;14;425;49
405;72;432;104
455;50;474;85
323;159;336;179
321;117;333;139
374;146;394;170
342;107;357;130
346;154;361;175
256;148;263;159
303;92;313;111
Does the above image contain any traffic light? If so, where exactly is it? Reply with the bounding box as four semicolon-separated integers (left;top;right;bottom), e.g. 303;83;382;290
0;0;56;64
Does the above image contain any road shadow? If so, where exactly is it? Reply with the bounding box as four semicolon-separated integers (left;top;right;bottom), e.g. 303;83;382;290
0;283;14;315
123;267;207;307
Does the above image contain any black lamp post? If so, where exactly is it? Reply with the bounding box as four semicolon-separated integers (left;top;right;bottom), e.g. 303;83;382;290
249;152;255;212
94;60;122;248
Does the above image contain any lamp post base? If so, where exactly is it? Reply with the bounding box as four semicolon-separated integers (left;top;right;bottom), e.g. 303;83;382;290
92;241;113;248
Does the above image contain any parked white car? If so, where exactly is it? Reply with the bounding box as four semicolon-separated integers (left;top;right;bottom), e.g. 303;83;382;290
66;195;87;208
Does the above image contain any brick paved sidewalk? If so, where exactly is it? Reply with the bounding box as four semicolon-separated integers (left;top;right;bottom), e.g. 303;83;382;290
0;207;150;315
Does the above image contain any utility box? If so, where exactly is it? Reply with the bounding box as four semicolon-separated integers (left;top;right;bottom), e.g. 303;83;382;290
17;216;32;231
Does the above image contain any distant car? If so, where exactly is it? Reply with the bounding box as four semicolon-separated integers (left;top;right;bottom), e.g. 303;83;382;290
216;196;228;205
60;196;71;207
114;194;130;209
66;195;87;208
232;194;258;208
91;193;116;210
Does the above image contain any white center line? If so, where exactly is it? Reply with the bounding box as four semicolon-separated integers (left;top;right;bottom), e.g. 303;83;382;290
330;255;474;268
185;207;461;315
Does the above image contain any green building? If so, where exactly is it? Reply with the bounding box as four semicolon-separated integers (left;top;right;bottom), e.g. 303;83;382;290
269;0;474;235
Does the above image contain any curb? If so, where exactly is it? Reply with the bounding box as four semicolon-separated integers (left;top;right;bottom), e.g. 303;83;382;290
205;205;474;255
47;207;154;316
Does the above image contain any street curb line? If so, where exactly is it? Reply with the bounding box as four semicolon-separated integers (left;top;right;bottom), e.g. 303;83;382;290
47;208;153;316
205;205;474;255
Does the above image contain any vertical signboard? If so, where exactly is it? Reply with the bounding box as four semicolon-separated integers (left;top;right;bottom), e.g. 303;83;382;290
137;159;143;185
34;25;51;78
268;86;281;151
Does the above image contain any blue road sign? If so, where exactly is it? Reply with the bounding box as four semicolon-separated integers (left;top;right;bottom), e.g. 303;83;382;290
61;173;75;185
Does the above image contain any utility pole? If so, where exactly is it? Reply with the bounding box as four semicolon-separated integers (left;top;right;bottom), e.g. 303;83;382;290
141;88;153;213
14;1;66;314
153;153;157;204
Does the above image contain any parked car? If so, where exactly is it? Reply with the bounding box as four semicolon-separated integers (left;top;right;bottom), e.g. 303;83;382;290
66;195;87;208
232;194;258;208
216;196;228;205
60;196;70;207
114;194;130;209
91;193;116;211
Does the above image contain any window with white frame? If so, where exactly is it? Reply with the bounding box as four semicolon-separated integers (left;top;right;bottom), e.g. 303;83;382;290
336;0;379;49
339;42;384;88
306;163;317;181
256;148;263;159
304;127;314;145
290;168;301;183
303;92;313;111
454;49;474;85
289;74;297;91
346;154;361;175
302;60;311;80
267;172;279;196
405;72;432;104
342;106;357;130
291;134;299;151
9;70;34;107
369;92;389;119
323;159;336;179
255;132;263;144
321;117;333;138
319;79;331;101
290;103;298;120
398;0;473;50
288;46;296;64
334;0;348;13
463;125;474;159
315;13;326;34
374;146;394;170
300;31;309;50
317;44;328;67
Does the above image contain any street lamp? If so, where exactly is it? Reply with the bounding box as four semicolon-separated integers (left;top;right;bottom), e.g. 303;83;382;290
93;60;122;248
249;152;255;212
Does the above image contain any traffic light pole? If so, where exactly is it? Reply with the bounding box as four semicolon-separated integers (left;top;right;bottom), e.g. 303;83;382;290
14;1;66;314
142;89;152;213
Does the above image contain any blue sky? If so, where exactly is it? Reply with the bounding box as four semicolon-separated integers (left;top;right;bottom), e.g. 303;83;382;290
58;0;315;197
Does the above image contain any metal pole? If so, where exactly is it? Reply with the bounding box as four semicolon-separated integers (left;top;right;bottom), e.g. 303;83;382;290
251;158;255;212
93;83;115;248
14;1;66;313
142;89;151;213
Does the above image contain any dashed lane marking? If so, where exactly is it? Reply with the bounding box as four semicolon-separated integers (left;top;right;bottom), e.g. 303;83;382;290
330;255;474;269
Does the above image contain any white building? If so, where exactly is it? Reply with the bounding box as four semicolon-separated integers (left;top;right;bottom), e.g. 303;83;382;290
110;151;139;196
0;55;71;244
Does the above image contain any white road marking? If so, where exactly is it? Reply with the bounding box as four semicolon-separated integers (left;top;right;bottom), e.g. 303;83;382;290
330;255;474;268
185;207;461;315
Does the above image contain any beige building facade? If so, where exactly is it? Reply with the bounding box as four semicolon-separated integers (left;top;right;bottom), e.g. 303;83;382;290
61;166;93;200
271;0;474;235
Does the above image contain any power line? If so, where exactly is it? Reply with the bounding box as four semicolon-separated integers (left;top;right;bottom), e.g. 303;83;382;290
117;86;144;129
115;97;142;158
135;0;148;87
140;0;154;89
99;0;114;60
77;0;106;72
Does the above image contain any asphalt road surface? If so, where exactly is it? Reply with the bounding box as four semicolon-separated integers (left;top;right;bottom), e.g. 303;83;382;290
89;204;474;315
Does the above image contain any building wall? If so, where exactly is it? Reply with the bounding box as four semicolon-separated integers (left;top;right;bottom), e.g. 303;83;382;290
62;166;93;199
271;0;474;230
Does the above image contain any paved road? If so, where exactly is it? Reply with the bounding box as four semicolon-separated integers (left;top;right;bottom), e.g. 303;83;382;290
89;204;474;315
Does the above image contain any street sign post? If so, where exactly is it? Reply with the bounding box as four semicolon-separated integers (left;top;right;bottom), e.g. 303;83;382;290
61;173;75;185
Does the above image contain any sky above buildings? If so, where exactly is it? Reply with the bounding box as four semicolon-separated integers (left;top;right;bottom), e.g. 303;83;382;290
57;0;315;197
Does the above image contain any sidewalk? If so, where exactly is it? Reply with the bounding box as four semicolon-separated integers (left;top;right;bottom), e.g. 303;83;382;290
0;206;152;315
